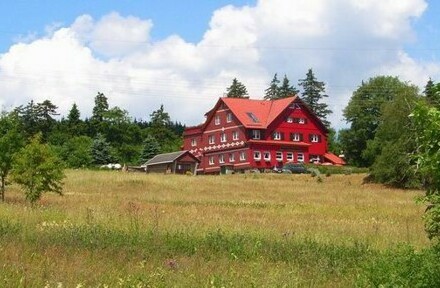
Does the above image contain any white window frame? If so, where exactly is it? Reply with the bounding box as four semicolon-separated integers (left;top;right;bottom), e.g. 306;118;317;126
226;113;232;123
292;133;300;142
286;152;293;161
299;118;305;124
232;131;239;141
287;117;293;123
219;154;225;164
252;130;261;140
215;115;220;125
311;134;319;143
297;153;304;163
220;133;227;143
273;131;281;140
208;135;215;144
240;151;246;161
254;151;261;160
191;138;197;147
263;151;271;161
229;153;235;162
276;151;283;161
209;156;215;165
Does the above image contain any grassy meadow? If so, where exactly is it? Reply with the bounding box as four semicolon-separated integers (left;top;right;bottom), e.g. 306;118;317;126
1;170;439;287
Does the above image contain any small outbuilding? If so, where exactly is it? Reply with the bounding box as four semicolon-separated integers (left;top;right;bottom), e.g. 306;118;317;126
143;150;200;175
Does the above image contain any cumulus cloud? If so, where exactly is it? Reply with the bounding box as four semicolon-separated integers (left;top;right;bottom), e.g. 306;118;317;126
0;0;437;129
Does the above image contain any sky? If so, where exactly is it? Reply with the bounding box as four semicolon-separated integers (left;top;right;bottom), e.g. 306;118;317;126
1;0;440;129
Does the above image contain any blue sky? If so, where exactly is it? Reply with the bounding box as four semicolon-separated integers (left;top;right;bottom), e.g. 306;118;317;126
0;0;439;128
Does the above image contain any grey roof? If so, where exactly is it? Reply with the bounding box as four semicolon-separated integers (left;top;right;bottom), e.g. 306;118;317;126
143;150;197;166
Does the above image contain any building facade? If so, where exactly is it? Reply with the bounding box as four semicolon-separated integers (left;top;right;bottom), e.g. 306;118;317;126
183;96;342;174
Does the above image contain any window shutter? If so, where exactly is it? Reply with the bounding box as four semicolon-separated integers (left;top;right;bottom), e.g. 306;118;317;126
299;133;303;141
309;134;312;142
272;132;276;140
281;133;285;140
304;118;308;124
290;133;294;141
248;130;252;139
318;135;321;143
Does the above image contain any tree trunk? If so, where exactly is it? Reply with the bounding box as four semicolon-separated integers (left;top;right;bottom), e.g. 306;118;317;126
1;176;5;202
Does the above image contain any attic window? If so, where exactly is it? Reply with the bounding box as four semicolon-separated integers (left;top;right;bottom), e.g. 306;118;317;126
246;112;260;123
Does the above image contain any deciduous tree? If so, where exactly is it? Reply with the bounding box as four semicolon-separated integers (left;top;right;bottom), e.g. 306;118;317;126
11;133;64;204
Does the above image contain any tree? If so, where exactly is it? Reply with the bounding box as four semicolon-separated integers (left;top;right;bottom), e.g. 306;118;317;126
11;133;65;204
278;75;299;99
0;112;24;202
341;76;408;167
412;102;440;241
148;105;181;153
67;103;81;126
298;68;332;127
60;136;93;168
264;73;280;100
139;135;161;164
366;85;420;188
424;78;440;109
92;92;109;122
91;133;114;165
226;78;248;98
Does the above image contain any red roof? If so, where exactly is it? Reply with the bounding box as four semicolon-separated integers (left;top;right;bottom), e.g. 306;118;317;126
323;153;346;166
221;96;296;128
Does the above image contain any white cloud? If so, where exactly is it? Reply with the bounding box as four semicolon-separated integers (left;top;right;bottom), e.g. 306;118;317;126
0;1;438;129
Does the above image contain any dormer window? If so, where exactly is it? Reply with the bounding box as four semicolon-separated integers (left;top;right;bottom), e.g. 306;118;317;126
251;130;261;140
299;118;305;124
287;117;293;123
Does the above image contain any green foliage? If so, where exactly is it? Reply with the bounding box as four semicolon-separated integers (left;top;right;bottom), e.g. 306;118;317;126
60;136;93;168
298;68;332;127
264;73;280;100
148;105;181;153
367;83;421;188
140;135;161;164
226;78;248;98
11;134;65;204
341;76;413;167
412;102;440;241
91;92;109;122
424;78;440;108
91;133;114;165
0;112;24;201
357;245;440;288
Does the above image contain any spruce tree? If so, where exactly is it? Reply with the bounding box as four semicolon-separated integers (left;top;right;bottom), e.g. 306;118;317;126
298;69;332;127
278;75;299;99
226;78;248;98
264;73;280;100
140;135;161;164
91;133;113;165
67;103;81;125
92;92;109;122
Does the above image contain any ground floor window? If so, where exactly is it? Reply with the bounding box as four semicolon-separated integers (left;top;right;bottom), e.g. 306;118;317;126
254;151;261;160
297;153;304;163
229;153;235;162
276;151;283;161
209;156;215;165
219;154;225;164
286;152;293;161
263;151;271;161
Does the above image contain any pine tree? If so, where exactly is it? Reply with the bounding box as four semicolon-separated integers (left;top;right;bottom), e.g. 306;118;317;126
92;92;109;122
226;78;248;98
424;78;440;108
264;73;280;100
140;135;161;164
298;69;332;127
278;75;299;99
67;103;81;125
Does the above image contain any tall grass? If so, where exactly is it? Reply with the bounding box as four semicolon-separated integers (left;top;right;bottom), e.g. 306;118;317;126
0;170;435;287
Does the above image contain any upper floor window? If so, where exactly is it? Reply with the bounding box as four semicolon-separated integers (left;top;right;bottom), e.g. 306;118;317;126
287;117;293;123
273;131;282;140
226;113;232;123
298;118;305;124
240;151;246;161
191;138;197;147
232;130;239;141
219;154;225;164
291;133;302;142
215;115;220;125
208;135;215;144
209;156;215;165
229;153;235;162
220;133;227;143
251;130;261;140
310;134;320;143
